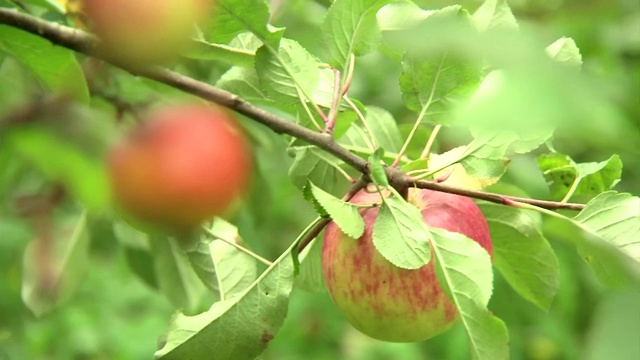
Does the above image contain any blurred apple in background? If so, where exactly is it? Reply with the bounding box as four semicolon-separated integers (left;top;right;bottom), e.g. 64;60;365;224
81;0;211;65
107;104;252;231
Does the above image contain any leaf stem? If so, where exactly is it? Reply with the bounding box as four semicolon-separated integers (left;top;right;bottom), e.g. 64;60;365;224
392;101;431;167
420;124;442;159
561;177;581;203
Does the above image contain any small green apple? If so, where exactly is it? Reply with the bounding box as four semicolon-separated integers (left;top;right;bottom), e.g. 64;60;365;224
322;188;493;342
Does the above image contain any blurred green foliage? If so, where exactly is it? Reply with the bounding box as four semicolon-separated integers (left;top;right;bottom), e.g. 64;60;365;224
1;0;639;359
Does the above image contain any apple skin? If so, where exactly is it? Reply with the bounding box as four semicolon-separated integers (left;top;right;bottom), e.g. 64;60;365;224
81;0;211;64
322;188;493;342
107;104;252;230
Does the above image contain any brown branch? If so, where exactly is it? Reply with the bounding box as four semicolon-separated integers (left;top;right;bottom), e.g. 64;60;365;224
0;8;587;216
413;180;585;211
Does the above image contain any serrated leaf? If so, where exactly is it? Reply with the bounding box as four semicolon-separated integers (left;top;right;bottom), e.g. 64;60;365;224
288;146;340;193
150;236;208;314
0;26;88;103
472;0;519;33
372;196;431;269
537;153;622;202
22;210;89;317
368;148;388;188
546;37;582;70
202;0;283;46
255;39;320;105
430;227;509;360
188;219;258;301
322;0;393;69
154;236;297;359
480;203;559;310
304;181;365;239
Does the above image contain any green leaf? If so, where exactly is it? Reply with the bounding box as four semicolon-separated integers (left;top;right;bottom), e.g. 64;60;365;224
472;0;519;33
202;0;283;46
430;227;509;360
546;37;582;70
467;71;555;153
364;106;403;153
150;236;208;314
304;181;365;239
537;153;622;202
574;192;640;271
480;203;560;310
377;1;439;31
541;192;640;287
322;0;393;69
21;0;65;13
288;146;341;193
399;14;482;124
255;39;320;105
372;196;431;269
184;40;255;66
0;26;89;103
154;235;297;359
293;237;326;293
22;210;89;317
368;148;388;188
6;125;111;211
217;66;272;104
188;219;258;301
457;131;514;181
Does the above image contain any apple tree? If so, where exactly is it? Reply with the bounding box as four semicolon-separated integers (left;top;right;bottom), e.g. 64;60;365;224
0;0;638;359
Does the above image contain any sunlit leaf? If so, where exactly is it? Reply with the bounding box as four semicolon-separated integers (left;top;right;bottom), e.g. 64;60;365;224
322;0;393;69
154;236;297;359
430;227;509;360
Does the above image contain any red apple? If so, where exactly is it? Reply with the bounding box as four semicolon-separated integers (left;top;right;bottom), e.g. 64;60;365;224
107;104;252;230
81;0;211;64
322;188;493;342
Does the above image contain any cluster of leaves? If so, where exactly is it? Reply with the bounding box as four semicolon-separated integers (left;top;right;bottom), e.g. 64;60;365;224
0;0;639;359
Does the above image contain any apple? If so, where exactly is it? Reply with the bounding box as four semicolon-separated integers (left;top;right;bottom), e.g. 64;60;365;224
322;188;493;342
107;104;252;230
81;0;211;65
